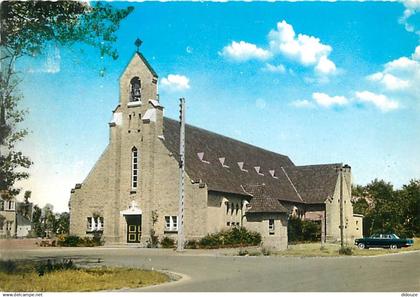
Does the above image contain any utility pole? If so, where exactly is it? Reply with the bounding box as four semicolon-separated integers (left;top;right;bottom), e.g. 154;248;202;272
177;98;185;252
335;165;345;249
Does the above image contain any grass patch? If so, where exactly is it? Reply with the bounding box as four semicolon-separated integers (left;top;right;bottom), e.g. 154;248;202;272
0;260;169;292
273;238;420;257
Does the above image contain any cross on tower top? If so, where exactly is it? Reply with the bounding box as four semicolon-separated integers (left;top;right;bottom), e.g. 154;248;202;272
135;38;143;52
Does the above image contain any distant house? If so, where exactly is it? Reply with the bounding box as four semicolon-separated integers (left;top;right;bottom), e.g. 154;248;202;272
0;191;16;238
69;43;363;250
16;213;32;238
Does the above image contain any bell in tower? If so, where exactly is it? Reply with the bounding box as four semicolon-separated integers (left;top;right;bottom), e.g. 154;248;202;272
118;38;158;107
130;77;141;102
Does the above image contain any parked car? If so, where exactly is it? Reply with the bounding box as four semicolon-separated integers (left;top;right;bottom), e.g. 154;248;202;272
355;234;414;249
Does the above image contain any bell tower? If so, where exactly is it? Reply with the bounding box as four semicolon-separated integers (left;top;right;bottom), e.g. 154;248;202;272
107;39;164;245
119;38;159;109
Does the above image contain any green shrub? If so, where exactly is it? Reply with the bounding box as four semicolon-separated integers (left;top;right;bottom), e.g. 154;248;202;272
184;240;198;249
338;246;353;255
35;259;76;276
238;249;249;256
160;237;175;248
288;216;321;243
198;227;261;248
0;260;17;273
301;220;321;241
57;234;103;247
147;229;159;248
92;231;104;246
58;235;80;247
261;247;271;256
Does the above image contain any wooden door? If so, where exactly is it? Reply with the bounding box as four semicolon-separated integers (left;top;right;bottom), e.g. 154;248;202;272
126;215;141;243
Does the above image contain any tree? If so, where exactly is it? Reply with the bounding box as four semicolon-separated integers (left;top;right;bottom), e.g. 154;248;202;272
351;179;420;238
42;203;56;237
352;198;369;217
56;212;70;235
397;180;420;237
0;1;133;196
32;205;43;237
21;190;32;219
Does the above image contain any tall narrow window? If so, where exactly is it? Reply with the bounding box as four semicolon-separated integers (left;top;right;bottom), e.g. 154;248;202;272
130;77;141;102
269;219;275;235
132;147;138;189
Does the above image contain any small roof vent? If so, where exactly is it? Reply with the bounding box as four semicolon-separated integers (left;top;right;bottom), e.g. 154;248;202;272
254;166;264;176
237;162;248;172
218;157;230;168
197;152;210;164
269;170;278;179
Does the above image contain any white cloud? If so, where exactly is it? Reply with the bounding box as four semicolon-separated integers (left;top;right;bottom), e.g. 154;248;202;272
366;47;420;98
355;91;399;112
412;45;420;60
315;55;336;75
399;0;420;35
290;99;315;108
220;41;271;61
367;72;410;91
220;20;337;80
262;63;286;73
268;20;336;75
160;74;190;92
312;92;348;108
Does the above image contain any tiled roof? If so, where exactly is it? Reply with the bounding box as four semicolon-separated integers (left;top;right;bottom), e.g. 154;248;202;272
162;117;340;211
242;184;288;213
16;213;31;226
283;164;340;203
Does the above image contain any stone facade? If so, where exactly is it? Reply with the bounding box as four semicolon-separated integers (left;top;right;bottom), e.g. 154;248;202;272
325;170;363;243
69;49;362;250
70;52;208;245
0;193;16;238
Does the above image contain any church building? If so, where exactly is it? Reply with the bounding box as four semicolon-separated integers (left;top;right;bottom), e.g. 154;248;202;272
69;43;363;250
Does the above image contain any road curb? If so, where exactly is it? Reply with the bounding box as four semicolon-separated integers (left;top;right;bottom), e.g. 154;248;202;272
108;269;190;292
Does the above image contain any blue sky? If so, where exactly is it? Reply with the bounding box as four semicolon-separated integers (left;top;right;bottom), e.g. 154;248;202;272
16;1;420;212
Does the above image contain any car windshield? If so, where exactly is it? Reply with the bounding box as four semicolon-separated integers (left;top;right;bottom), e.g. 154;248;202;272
392;234;400;239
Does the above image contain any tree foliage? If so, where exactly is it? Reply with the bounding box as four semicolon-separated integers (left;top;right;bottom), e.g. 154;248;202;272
287;216;321;243
0;1;134;59
31;203;70;237
32;205;43;237
352;179;420;238
56;212;70;235
0;1;133;196
16;190;33;219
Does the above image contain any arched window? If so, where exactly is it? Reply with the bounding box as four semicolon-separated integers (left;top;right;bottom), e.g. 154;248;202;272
131;147;138;189
130;77;141;102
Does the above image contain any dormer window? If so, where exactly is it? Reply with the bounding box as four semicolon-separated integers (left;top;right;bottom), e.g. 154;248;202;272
130;77;141;102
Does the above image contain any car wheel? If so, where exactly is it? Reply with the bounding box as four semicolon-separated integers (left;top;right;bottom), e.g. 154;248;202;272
357;243;366;249
390;244;398;250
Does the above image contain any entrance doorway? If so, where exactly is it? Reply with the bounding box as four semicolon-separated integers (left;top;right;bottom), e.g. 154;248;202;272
125;215;141;243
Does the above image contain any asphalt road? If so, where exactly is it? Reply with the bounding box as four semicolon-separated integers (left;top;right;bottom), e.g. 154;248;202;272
2;247;419;292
